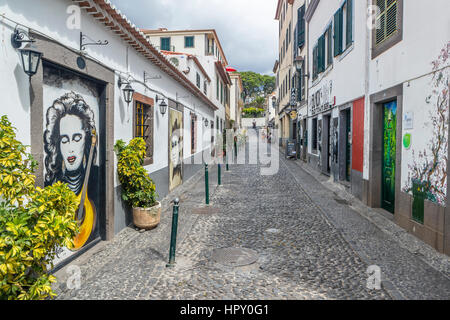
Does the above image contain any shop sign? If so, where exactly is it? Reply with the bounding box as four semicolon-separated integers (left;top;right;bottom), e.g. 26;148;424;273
290;110;298;120
403;112;414;130
309;80;333;117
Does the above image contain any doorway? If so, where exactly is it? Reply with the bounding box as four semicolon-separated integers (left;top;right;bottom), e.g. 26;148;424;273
382;101;397;213
345;109;352;182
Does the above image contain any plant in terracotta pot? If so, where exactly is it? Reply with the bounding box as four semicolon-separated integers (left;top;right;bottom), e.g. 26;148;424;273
115;138;161;230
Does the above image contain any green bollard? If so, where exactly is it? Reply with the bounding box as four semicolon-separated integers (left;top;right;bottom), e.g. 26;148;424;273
218;163;222;185
166;198;180;268
205;164;209;205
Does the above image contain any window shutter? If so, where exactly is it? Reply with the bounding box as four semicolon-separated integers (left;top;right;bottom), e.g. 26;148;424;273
318;35;325;73
297;69;302;102
346;0;353;47
333;8;343;56
327;26;333;66
298;5;305;48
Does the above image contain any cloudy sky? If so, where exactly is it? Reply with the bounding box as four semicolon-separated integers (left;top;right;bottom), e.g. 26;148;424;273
113;0;279;75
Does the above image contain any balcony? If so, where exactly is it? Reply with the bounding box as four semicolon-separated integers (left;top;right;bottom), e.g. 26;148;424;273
155;45;176;52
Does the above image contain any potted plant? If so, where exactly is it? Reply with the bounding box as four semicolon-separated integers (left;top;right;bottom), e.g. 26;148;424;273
115;138;161;230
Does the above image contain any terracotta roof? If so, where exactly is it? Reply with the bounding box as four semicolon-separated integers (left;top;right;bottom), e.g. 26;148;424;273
215;61;232;86
72;0;218;111
142;28;228;66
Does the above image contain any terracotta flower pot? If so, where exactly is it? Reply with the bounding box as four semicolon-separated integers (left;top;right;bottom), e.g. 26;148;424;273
132;202;161;230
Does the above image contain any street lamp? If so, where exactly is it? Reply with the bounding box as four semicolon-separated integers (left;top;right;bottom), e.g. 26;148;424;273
18;44;43;78
294;56;303;72
272;96;277;108
156;95;168;116
122;83;135;105
118;77;135;105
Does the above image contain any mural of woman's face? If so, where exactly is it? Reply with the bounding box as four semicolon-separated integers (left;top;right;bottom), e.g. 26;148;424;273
60;114;86;172
171;133;180;167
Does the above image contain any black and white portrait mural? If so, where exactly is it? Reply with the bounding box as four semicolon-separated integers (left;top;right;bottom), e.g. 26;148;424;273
43;64;103;265
169;108;183;191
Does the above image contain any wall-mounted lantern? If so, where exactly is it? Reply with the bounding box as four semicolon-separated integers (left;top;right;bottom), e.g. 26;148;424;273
118;78;135;105
11;28;43;79
156;95;168;116
19;44;43;79
123;84;135;105
204;118;209;128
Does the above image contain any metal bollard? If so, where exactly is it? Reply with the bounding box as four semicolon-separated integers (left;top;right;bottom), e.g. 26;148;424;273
166;198;180;268
218;163;222;185
205;163;209;205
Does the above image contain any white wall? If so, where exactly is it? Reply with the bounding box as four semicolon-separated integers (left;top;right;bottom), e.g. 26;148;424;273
0;0;216;191
308;0;366;109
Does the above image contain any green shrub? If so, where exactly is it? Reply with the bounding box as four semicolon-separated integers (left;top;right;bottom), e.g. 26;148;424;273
114;138;158;208
0;116;79;300
242;107;265;118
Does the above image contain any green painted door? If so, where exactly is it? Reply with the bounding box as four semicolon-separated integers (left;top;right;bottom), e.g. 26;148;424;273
382;101;397;213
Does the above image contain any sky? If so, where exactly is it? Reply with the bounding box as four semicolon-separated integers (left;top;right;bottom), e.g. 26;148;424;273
113;0;279;75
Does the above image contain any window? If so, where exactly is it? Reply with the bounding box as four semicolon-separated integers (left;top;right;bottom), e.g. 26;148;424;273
297;61;305;102
288;69;291;90
372;0;402;58
220;81;224;104
297;5;305;48
326;25;333;67
288;22;291;44
313;45;318;80
185;36;194;48
333;8;343;56
216;76;219;100
346;0;353;47
160;37;171;51
134;98;154;165
312;118;318;152
376;0;398;45
318;34;325;73
196;72;201;88
204;81;207;95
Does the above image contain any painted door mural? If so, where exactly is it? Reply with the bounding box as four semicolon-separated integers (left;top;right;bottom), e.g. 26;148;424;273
169;108;183;191
382;101;397;213
43;63;104;265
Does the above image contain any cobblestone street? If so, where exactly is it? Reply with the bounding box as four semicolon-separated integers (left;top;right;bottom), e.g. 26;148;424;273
55;139;450;300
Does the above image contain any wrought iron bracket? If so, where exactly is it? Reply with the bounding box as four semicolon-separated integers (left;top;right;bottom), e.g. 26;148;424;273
80;32;109;51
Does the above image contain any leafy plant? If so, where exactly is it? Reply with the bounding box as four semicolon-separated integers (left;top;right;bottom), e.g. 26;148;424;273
115;138;158;208
0;116;79;300
242;107;265;118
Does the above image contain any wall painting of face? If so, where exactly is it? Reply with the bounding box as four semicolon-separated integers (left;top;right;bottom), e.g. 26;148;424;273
43;64;102;266
169;108;183;191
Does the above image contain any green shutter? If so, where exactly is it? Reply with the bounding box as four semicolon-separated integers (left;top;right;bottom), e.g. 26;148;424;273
333;8;343;56
327;26;333;66
346;0;353;47
318;35;325;73
297;5;305;48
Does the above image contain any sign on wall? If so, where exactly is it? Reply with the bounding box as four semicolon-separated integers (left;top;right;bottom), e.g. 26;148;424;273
169;108;183;191
43;64;103;265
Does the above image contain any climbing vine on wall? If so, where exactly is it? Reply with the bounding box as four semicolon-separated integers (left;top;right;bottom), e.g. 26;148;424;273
403;43;450;206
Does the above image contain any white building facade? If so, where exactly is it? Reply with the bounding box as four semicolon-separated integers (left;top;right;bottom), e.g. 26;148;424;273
0;0;219;266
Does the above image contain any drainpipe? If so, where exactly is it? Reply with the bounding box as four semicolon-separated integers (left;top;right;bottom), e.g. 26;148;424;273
363;0;372;195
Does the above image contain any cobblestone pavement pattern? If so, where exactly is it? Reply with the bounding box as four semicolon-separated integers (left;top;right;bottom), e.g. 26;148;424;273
56;135;450;300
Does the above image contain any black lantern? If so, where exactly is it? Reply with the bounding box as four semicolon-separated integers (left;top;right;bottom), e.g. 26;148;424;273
156;95;168;116
272;96;277;108
122;83;135;105
19;44;43;78
204;118;209;127
294;56;303;72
